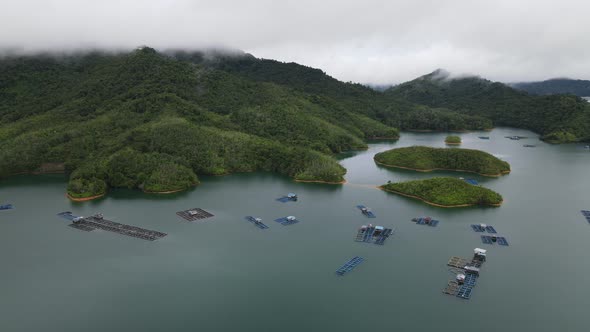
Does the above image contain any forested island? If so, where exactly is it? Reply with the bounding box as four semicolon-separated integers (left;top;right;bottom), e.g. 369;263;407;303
0;47;587;199
445;135;461;144
380;177;503;207
374;146;510;176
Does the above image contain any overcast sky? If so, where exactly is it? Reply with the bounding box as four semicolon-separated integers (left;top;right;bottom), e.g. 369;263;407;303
1;0;589;84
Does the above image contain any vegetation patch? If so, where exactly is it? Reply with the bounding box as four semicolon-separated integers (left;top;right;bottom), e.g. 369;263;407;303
445;135;461;144
374;146;510;176
380;177;503;207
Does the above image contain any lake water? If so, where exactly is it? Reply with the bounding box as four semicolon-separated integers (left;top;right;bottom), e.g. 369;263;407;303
1;128;589;332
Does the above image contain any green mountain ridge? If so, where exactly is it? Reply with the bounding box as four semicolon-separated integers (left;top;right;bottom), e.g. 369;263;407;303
386;70;590;142
511;78;590;97
1;48;589;198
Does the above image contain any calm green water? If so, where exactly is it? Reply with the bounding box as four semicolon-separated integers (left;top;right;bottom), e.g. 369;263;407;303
1;128;589;332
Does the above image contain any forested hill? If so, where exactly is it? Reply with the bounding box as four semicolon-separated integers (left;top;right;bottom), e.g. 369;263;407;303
0;47;399;198
385;70;590;143
511;78;590;97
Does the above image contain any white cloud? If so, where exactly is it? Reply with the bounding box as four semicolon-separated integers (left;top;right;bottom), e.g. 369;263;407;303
1;0;589;83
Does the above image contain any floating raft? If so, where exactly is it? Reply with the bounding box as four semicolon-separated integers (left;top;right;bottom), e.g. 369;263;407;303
581;210;590;223
0;204;14;210
523;144;536;147
356;205;376;218
412;217;439;227
57;212;167;241
276;193;298;203
274;216;299;226
176;208;214;221
442;281;460;295
354;225;393;245
464;179;479;185
335;256;364;276
444;249;487;300
470;224;497;233
245;216;269;229
481;235;509;246
478;136;490;140
447;256;468;269
456;285;473;299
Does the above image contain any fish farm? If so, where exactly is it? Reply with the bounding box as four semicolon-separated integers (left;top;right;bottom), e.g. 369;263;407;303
471;224;497;233
274;216;299;226
335;256;364;276
411;216;439;227
0;204;14;210
276;193;298;203
464;179;479;185
176;208;214;221
354;224;394;245
481;235;509;246
443;248;487;300
356;205;376;218
245;216;269;229
478;136;490;139
523;144;536;148
581;210;590;224
57;212;167;241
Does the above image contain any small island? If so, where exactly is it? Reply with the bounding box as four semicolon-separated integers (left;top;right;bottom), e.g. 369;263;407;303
379;177;503;208
445;135;462;145
374;146;510;177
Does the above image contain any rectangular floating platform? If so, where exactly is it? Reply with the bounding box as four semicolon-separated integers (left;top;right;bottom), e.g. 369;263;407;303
481;235;509;246
414;217;439;227
465;179;479;185
355;226;393;245
276;193;298;203
356;205;376;218
57;212;167;241
274;216;299;226
447;256;468;268
0;204;14;210
442;281;460;295
176;208;214;221
581;210;590;223
470;224;497;233
485;226;497;233
245;216;269;229
478;136;490;140
471;224;485;232
335;256;364;276
456;286;473;299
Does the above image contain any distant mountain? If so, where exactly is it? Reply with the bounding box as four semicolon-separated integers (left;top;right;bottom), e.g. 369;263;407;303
385;70;590;143
511;78;590;96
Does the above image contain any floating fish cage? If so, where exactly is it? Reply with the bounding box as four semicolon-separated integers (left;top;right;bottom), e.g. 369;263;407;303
443;248;487;300
274;216;299;226
245;216;269;229
412;217;439;227
276;193;298;203
355;225;393;245
356;205;376;218
0;204;14;210
335;256;364;276
57;212;167;241
470;224;496;233
481;235;509;246
176;208;214;221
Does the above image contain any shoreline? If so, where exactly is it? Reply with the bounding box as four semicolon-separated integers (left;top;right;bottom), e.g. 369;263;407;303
445;142;461;145
405;128;493;133
367;136;400;140
378;186;503;208
374;160;510;177
66;193;105;202
295;179;347;185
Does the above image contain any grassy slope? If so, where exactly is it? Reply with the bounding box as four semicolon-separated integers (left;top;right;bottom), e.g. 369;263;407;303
381;177;503;207
374;146;510;176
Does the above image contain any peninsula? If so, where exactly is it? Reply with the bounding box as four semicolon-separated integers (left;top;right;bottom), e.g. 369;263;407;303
380;177;503;207
374;146;510;176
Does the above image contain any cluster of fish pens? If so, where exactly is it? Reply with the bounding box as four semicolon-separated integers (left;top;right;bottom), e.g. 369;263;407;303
471;224;509;246
443;248;487;300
